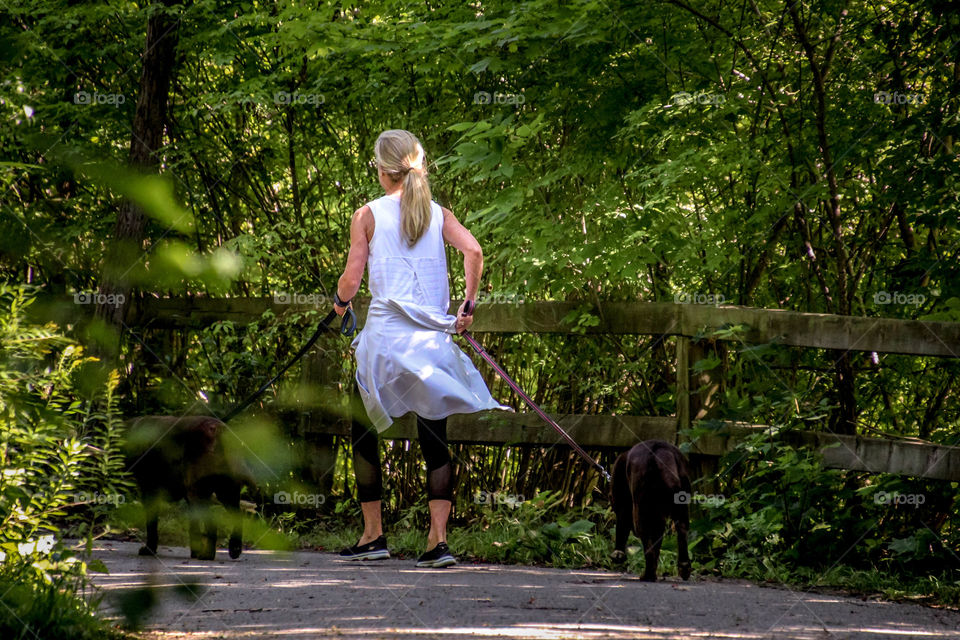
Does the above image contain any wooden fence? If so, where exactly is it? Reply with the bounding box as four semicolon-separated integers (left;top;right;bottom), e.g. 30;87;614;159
43;295;959;482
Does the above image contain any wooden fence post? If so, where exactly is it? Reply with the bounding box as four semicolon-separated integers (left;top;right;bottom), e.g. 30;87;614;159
293;336;343;510
677;335;721;494
675;336;691;445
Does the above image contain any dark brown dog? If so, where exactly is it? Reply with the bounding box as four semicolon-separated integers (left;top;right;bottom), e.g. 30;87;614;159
610;440;692;581
124;416;255;560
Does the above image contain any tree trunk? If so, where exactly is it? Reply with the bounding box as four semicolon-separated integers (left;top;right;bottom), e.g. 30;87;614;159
95;1;182;353
832;352;858;435
788;5;859;435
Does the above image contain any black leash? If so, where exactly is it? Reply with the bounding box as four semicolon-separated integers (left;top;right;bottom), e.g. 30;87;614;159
220;307;356;423
458;301;612;482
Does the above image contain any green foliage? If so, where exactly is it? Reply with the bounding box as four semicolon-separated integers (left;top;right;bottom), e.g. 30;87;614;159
0;542;126;640
6;0;957;313
685;428;959;591
466;491;599;565
1;286;88;541
302;490;617;568
0;286;134;637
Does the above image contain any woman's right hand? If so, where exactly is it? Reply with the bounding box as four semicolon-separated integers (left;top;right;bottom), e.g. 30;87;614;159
455;300;474;334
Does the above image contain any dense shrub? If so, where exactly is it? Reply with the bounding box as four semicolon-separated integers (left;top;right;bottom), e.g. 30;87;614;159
0;286;131;638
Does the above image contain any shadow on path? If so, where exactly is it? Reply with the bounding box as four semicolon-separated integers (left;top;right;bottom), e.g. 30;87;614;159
85;541;960;640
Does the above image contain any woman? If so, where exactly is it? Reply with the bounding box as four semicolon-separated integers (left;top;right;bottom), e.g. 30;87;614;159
333;129;510;568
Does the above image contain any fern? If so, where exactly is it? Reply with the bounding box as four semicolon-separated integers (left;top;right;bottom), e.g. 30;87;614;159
0;285;132;543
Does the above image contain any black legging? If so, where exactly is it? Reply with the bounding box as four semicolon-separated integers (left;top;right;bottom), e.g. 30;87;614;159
350;390;453;503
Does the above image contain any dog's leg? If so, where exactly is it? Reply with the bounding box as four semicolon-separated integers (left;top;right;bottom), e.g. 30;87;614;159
637;507;665;582
610;453;630;564
674;453;693;580
202;509;218;561
197;496;218;561
188;508;202;559
228;522;242;559
188;489;217;561
139;497;160;556
613;506;631;563
218;480;244;559
675;506;691;580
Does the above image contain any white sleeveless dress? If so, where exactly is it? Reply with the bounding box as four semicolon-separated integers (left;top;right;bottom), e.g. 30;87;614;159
352;193;511;432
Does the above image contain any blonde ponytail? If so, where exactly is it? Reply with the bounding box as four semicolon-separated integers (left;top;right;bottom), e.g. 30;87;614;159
374;129;433;246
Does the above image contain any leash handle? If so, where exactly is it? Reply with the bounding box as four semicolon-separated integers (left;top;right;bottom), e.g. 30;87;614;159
340;306;357;336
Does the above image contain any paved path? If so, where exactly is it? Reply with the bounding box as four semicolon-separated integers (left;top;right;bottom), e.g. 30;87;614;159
86;541;960;639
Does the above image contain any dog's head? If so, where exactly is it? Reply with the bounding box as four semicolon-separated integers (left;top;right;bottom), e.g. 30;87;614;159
178;416;225;460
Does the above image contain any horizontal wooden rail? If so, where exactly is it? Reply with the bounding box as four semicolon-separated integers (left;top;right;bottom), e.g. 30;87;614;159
680;304;959;358
299;410;960;482
29;295;955;357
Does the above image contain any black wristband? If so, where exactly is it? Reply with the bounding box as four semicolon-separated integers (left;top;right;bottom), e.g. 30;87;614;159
334;292;351;308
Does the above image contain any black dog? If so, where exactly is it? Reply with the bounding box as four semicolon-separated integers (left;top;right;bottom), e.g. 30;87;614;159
124;415;255;560
610;440;692;581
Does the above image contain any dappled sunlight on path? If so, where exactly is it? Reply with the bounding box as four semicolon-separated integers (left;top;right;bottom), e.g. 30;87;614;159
85;541;960;640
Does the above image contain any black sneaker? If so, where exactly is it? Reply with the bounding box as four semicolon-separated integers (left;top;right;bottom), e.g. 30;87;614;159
416;542;456;568
339;535;390;561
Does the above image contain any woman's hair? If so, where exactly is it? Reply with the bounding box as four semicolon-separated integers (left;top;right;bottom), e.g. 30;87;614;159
374;129;432;246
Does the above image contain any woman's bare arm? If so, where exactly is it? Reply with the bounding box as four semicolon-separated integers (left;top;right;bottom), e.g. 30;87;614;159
442;206;482;332
335;205;373;315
